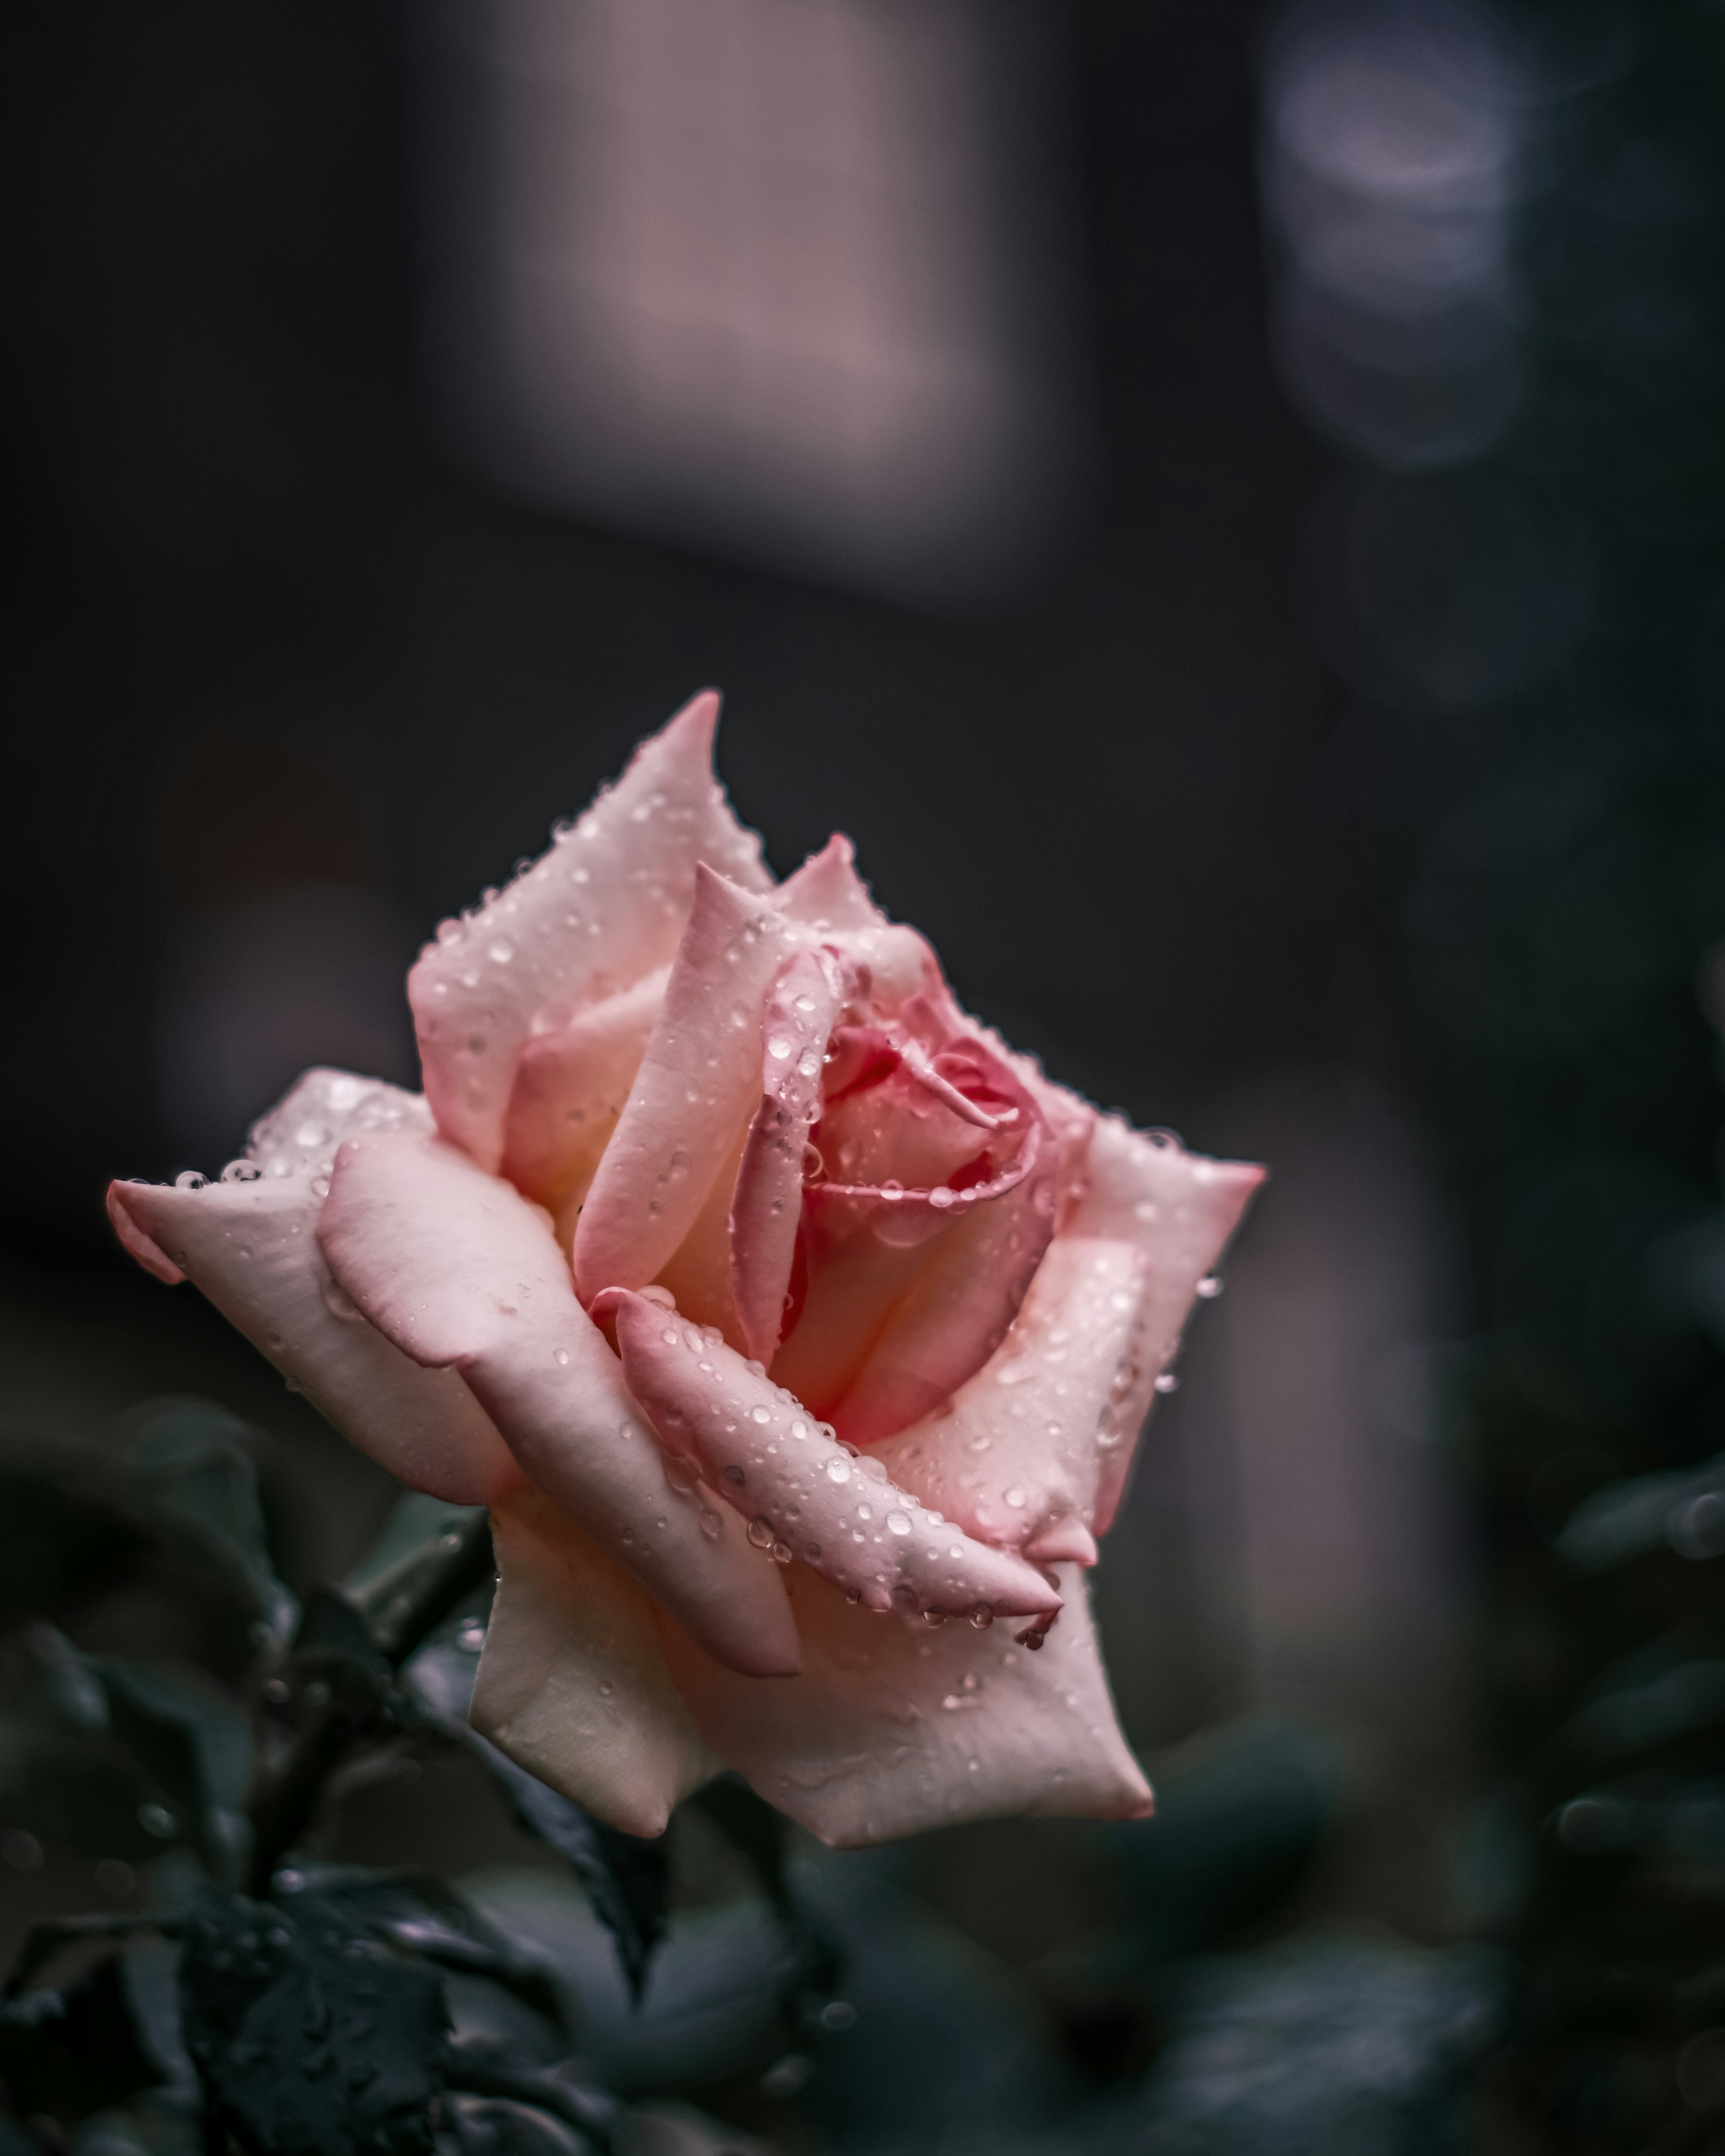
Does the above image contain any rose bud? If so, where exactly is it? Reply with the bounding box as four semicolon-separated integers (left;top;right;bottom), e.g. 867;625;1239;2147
109;693;1262;1843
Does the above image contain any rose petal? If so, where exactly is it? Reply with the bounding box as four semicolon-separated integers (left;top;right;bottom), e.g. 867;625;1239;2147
410;692;772;1173
872;1236;1144;1559
473;1485;717;1837
825;1122;1060;1445
778;834;934;1014
106;1174;519;1507
1070;1116;1265;1533
500;965;669;1230
604;1289;1062;1624
659;1561;1152;1847
729;949;842;1365
572;866;795;1302
316;1130;801;1679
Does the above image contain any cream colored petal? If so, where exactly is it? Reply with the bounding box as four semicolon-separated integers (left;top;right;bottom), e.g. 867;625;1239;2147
659;1561;1151;1847
410;692;772;1173
474;1485;718;1838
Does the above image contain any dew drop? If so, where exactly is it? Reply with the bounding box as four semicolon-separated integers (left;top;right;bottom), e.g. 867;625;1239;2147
699;1509;722;1540
723;1464;746;1488
1196;1274;1223;1299
751;1405;772;1425
826;1458;852;1484
1154;1373;1180;1394
748;1517;774;1549
886;1511;912;1536
1004;1486;1027;1509
175;1170;208;1192
553;1347;570;1366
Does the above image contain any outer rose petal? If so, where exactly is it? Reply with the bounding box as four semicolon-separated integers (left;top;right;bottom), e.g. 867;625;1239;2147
316;1130;800;1679
573;867;796;1301
1070;1118;1265;1533
500;965;669;1231
473;1485;717;1837
873;1237;1146;1564
105;1174;520;1506
659;1562;1152;1847
605;1290;1062;1625
730;949;842;1365
410;693;771;1173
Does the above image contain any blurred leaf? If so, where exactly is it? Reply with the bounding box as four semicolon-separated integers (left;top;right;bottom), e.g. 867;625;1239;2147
442;2035;618;2144
692;1777;843;2032
92;1657;253;1884
1109;1718;1337;1966
439;2094;591;2155
347;1493;488;1594
0;1953;163;2123
5;1913;176;2001
180;1888;448;2156
128;1401;298;1647
0;1628;252;1879
404;1632;668;2004
347;1505;493;1666
1557;1453;1725;1572
0;1440;144;1621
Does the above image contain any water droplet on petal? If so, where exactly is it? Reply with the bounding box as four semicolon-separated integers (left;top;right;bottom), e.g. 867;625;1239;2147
1154;1372;1180;1394
748;1517;774;1549
699;1509;722;1540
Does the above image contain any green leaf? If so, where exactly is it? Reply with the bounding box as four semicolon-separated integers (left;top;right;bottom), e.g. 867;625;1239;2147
128;1401;299;1647
345;1502;494;1666
179;1889;448;2156
0;1630;252;1877
0;1953;163;2123
403;1632;668;2003
441;2094;592;2153
0;1441;144;1621
691;1779;843;2034
1107;1716;1337;1965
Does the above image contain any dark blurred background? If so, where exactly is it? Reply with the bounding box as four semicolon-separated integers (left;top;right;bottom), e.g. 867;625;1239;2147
9;0;1725;2147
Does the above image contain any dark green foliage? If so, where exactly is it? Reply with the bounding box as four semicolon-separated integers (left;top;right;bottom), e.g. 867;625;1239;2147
0;1953;163;2123
404;1626;668;2003
180;1889;449;2156
1108;1719;1337;1966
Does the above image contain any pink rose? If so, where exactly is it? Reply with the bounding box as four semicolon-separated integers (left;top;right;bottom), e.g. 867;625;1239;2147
109;695;1262;1844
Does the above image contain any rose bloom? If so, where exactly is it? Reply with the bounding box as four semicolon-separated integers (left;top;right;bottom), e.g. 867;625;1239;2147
109;696;1261;1844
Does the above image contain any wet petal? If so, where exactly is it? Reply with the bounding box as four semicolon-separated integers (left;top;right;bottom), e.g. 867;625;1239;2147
730;949;841;1365
873;1237;1145;1559
604;1289;1061;1624
106;1174;519;1507
826;1119;1060;1445
1070;1117;1265;1533
500;966;669;1232
573;866;793;1302
410;692;771;1173
473;1486;717;1838
659;1562;1151;1847
317;1130;800;1679
778;834;934;1014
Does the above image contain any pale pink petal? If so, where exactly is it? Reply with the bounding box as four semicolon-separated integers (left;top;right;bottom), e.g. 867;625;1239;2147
316;1130;800;1679
604;1290;1061;1625
1070;1117;1265;1533
657;1561;1152;1847
410;693;772;1173
872;1237;1145;1560
778;834;934;1015
107;1175;519;1507
827;1123;1060;1445
572;867;795;1302
650;1124;748;1344
729;950;841;1365
473;1486;718;1838
499;966;669;1231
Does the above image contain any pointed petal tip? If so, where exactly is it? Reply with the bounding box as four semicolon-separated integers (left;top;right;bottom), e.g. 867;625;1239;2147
106;1180;186;1286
